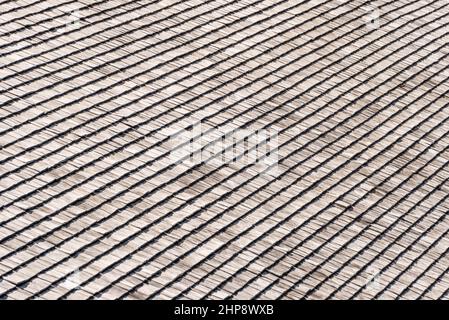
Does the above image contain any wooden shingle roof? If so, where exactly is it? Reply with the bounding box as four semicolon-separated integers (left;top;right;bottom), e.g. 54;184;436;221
0;0;448;300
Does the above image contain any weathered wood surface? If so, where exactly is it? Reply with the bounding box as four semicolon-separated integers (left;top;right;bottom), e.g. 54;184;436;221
0;0;448;300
